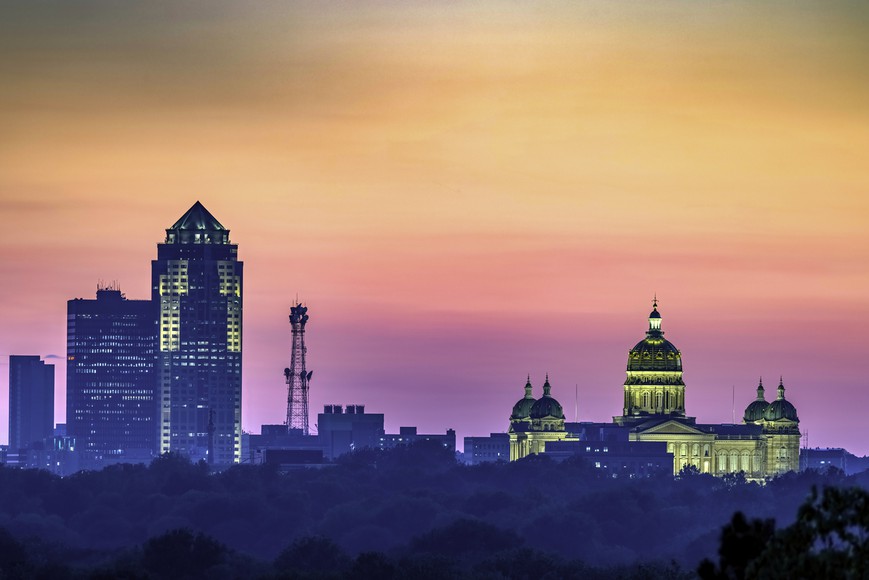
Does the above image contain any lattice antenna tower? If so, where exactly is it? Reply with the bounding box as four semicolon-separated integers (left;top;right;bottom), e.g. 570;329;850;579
284;303;312;434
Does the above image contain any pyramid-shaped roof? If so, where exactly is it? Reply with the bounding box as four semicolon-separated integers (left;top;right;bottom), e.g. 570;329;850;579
169;201;226;231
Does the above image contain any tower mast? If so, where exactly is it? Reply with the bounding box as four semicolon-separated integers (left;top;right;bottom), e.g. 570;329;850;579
285;303;311;435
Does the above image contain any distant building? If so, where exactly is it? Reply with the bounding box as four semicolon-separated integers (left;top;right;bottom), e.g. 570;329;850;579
152;201;243;464
67;287;158;468
800;447;869;475
8;355;54;453
381;426;456;453
508;301;802;479
801;447;847;472
24;435;80;476
318;405;385;460
464;433;510;465
543;440;673;477
244;424;321;465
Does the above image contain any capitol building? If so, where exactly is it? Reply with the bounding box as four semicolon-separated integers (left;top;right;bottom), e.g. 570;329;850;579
506;301;801;478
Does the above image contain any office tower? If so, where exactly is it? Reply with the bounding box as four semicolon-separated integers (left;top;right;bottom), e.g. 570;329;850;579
8;355;54;452
66;286;158;467
152;201;243;464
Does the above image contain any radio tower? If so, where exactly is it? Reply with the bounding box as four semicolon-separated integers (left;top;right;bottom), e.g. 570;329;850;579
284;303;312;434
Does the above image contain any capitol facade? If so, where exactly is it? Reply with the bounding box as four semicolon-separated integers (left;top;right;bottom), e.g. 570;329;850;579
508;301;801;478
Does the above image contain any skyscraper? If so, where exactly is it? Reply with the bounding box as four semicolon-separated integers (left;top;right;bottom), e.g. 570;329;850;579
66;287;158;467
152;201;243;464
8;355;55;452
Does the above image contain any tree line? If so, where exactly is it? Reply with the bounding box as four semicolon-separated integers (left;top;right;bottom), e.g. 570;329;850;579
0;441;866;578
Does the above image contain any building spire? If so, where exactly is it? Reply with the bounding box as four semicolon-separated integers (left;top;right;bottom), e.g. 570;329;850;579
648;296;663;334
543;374;551;397
777;376;785;400
756;377;766;401
524;375;533;398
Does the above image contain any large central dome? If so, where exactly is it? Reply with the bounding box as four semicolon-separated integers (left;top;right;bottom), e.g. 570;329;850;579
627;302;682;373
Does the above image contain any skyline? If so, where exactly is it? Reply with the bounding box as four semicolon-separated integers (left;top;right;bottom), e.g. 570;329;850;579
2;1;868;454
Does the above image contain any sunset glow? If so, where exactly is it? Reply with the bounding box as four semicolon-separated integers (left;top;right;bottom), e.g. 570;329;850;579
2;1;868;453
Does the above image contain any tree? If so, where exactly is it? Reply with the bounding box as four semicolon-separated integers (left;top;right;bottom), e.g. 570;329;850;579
697;511;775;580
141;528;227;579
274;535;351;578
700;486;869;580
749;486;869;580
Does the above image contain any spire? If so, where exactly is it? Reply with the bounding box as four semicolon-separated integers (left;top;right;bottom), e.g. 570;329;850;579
524;375;533;399
542;374;551;397
756;377;766;401
648;296;662;334
777;376;785;400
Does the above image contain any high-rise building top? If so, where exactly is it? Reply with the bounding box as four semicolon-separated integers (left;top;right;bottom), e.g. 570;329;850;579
153;201;243;464
8;355;54;452
66;288;158;467
164;200;230;245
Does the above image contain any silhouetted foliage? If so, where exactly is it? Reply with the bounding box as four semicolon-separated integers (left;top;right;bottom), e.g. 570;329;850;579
700;485;869;580
0;449;868;577
140;528;226;579
409;518;523;558
274;535;351;579
697;512;775;580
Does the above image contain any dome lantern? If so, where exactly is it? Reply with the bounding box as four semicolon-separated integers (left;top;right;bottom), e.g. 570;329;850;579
510;376;537;424
743;377;769;423
648;295;662;333
762;377;799;423
530;375;565;421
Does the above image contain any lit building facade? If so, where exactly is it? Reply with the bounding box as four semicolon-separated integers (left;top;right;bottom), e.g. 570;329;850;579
8;355;54;453
508;302;801;479
152;201;243;464
66;287;158;467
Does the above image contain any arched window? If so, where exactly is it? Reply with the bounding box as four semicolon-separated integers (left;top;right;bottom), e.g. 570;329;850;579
680;443;687;456
643;393;650;408
730;451;740;472
692;444;699;456
718;452;727;472
741;452;750;472
656;392;662;409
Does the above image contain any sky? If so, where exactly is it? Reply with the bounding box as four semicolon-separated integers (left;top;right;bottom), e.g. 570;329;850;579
1;1;868;453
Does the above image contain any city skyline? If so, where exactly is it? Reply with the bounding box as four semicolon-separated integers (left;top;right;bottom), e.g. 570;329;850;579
2;2;868;455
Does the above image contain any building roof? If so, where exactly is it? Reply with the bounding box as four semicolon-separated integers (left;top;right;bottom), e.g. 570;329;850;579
529;376;565;420
763;379;799;422
697;423;763;437
511;377;536;420
627;303;683;373
169;201;226;232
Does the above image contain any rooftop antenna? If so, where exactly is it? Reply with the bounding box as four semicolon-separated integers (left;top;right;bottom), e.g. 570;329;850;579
285;302;311;435
574;384;578;422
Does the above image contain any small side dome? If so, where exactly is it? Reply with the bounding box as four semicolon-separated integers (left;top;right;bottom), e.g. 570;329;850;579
744;400;769;423
763;378;799;422
511;376;536;420
743;378;769;422
530;376;564;419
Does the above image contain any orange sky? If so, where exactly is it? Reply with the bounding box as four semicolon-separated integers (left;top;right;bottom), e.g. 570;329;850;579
1;1;868;452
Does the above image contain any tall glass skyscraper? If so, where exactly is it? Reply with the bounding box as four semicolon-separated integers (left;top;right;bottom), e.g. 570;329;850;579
8;355;54;453
152;201;243;464
66;288;158;467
